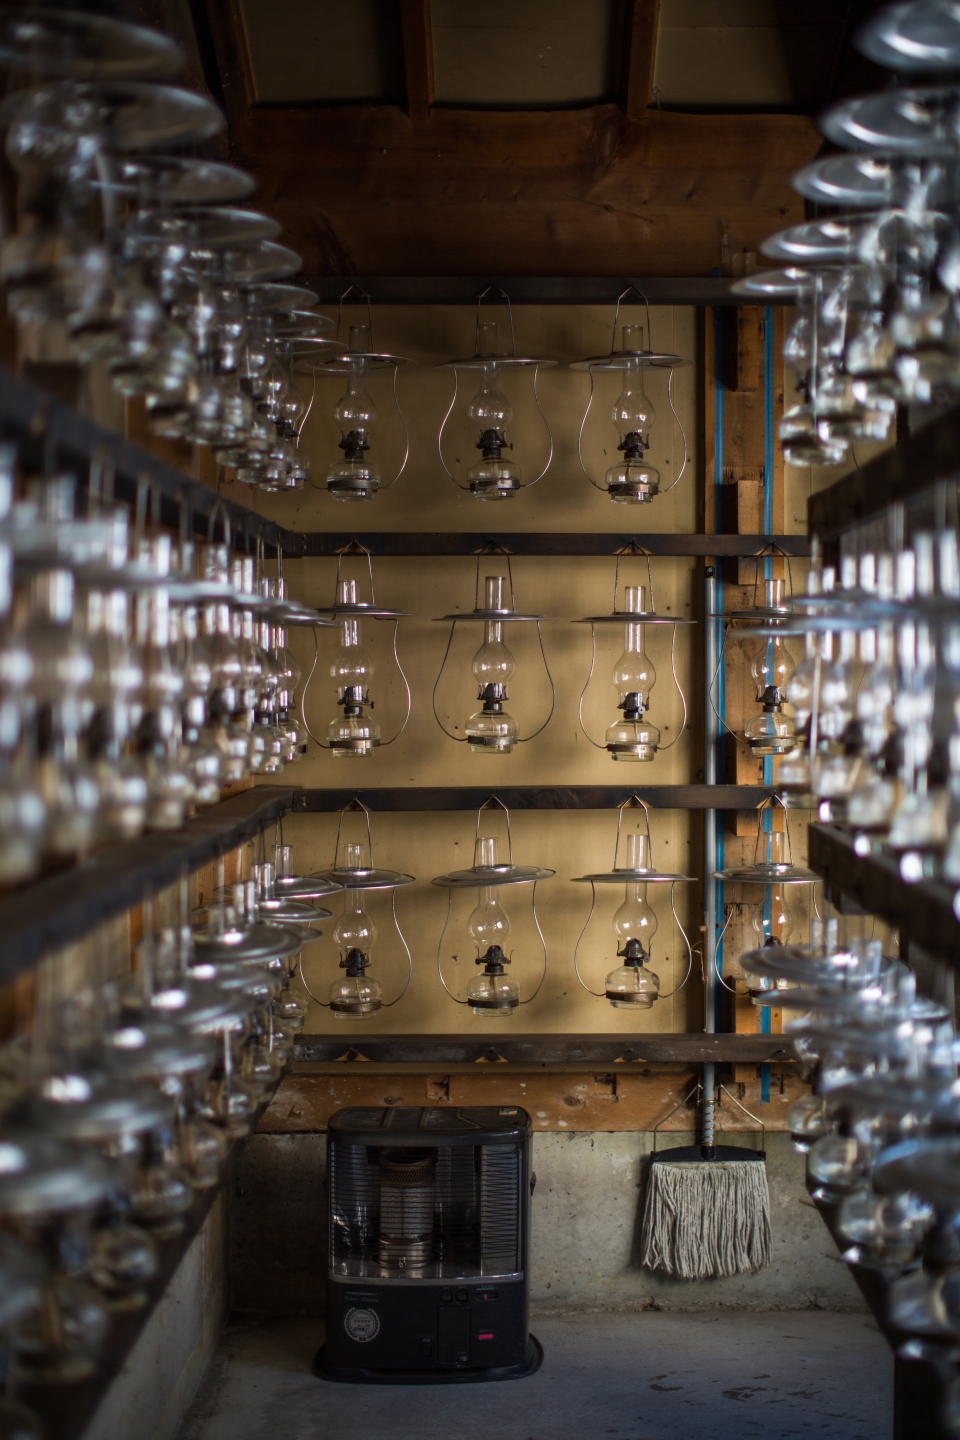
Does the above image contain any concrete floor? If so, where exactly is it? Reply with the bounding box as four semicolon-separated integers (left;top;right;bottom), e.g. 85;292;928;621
179;1311;891;1440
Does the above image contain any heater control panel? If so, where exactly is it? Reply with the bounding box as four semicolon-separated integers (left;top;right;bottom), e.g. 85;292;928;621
323;1275;529;1376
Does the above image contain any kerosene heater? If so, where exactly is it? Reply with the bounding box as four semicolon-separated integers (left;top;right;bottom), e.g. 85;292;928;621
315;1105;541;1383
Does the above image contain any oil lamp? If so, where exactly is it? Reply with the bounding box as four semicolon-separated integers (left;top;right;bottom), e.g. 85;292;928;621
572;799;693;1009
714;801;818;976
298;801;413;1019
571;288;690;505
433;798;553;1016
437;287;555;500
302;549;410;758
576;554;692;763
295;291;409;502
713;571;800;758
432;554;555;753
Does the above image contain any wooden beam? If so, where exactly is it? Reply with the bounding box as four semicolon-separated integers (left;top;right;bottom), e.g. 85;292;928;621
624;0;661;121
228;104;817;276
400;0;434;119
260;1068;804;1133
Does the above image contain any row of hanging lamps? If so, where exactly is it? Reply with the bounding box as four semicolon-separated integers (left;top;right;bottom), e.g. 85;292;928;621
293;798;703;1020
297;551;691;760
290;288;689;506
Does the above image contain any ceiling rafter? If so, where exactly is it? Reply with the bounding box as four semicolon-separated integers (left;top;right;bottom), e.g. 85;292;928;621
624;0;661;120
400;0;435;118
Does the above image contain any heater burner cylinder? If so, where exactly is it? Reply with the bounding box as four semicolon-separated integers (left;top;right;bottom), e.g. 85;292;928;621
378;1148;437;1270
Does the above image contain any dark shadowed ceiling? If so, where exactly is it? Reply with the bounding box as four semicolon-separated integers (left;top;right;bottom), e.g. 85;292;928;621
96;0;890;277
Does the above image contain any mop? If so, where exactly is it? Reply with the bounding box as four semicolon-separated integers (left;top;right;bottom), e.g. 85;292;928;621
639;561;770;1280
639;1072;770;1280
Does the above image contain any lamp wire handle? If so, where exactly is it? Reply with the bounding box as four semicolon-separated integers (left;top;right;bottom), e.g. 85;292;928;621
437;367;467;488
659;366;689;495
475;282;517;356
379;618;413;746
333;541;377;605
474;793;513;866
336;283;374;348
708;626;739;739
376;363;411;492
657;624;688;752
333;796;375;870
472;548;517;612
525;363;554;488
516;620;556;743
573;879;606;997
577;625;607;749
576;371;609;493
378;889;414;1008
610;285;652;352
613;546;656;613
656;881;695;999
297;365;318;449
520;880;549;1005
714;905;748;995
297;952;332;1009
436;888;470;1006
299;627;325;748
613;793;654;870
431;620;466;742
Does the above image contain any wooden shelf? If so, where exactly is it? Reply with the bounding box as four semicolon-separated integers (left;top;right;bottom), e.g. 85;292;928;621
808;404;960;539
0;365;284;556
295;1032;797;1065
286;532;810;558
813;1193;953;1440
20;1086;281;1440
0;787;295;984
807;823;960;965
292;785;778;812
302;275;783;307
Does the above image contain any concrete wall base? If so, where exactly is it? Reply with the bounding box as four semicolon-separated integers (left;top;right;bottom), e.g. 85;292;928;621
229;1131;862;1315
84;1197;227;1440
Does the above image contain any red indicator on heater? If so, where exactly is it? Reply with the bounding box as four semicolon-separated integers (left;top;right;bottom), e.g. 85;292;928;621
478;1331;496;1341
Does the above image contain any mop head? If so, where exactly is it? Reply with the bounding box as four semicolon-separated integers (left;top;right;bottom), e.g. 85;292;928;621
639;1153;771;1279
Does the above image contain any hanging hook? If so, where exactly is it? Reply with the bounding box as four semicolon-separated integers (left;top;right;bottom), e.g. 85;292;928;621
333;797;375;869
473;794;513;866
475;283;517;355
613;793;654;869
611;284;652;353
336;283;374;347
333;539;376;605
612;544;655;612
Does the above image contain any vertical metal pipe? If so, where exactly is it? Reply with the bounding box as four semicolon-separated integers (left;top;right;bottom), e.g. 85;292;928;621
703;562;719;1158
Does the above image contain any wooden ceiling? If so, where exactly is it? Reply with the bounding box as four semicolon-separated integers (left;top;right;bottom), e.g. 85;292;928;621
186;0;884;279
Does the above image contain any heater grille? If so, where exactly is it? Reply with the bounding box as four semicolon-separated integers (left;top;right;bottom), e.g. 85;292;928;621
479;1143;521;1273
328;1137;523;1279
